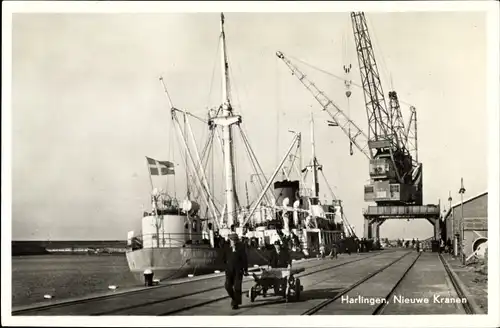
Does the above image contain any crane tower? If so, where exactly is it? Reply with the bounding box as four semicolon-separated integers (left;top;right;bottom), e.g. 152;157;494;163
276;12;440;242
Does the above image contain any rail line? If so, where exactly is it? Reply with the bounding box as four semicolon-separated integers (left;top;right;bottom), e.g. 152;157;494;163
438;253;477;314
135;251;389;316
13;251;391;316
300;252;476;316
372;252;422;314
12;269;231;315
99;251;385;315
302;251;416;315
94;251;472;316
372;253;477;315
157;251;404;316
372;253;478;315
225;252;416;315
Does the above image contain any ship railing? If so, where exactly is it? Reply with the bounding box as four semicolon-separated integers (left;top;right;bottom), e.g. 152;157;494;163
134;232;211;249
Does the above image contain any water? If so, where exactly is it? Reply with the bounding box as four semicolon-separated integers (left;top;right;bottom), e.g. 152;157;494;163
12;254;139;308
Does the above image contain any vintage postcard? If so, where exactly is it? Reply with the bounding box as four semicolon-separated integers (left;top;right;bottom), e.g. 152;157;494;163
2;1;499;327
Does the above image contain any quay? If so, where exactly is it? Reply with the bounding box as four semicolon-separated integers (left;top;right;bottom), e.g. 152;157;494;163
12;250;483;316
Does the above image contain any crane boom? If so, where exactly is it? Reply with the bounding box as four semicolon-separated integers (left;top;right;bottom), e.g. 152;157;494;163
277;11;423;206
276;51;372;160
388;91;407;151
350;12;395;146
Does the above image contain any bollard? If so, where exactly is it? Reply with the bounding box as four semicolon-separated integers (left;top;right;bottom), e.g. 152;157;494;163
144;269;154;287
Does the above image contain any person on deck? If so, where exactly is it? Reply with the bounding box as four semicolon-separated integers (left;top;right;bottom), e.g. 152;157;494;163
222;233;248;310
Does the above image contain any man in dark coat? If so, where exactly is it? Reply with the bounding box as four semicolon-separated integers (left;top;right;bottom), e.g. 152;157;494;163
222;233;248;310
268;240;291;268
330;240;339;259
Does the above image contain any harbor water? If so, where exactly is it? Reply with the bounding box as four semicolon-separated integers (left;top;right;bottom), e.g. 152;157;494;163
12;254;138;308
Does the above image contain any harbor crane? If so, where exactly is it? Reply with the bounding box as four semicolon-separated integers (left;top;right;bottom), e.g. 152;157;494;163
277;12;440;242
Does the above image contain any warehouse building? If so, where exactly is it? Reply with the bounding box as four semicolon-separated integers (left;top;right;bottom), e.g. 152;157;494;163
442;191;488;260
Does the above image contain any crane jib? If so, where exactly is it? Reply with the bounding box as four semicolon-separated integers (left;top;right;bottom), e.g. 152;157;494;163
276;11;423;207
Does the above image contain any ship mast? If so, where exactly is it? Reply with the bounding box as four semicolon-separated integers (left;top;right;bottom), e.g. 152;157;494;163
310;113;320;200
214;13;241;228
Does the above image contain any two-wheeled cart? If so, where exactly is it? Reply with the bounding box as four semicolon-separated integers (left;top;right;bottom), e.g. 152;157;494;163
247;266;304;303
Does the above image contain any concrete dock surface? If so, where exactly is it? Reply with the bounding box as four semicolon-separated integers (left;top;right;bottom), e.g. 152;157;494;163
12;249;480;316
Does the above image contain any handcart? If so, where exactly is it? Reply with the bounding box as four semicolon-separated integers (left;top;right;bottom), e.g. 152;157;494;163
247;266;304;303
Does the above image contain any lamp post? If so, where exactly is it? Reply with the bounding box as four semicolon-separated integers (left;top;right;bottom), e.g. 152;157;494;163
459;178;466;264
448;190;456;257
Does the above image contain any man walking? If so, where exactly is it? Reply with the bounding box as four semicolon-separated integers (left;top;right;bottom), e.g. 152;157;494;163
223;233;248;310
330;240;339;259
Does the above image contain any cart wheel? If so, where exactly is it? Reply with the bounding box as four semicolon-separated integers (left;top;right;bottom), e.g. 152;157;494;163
284;283;291;302
249;287;256;303
295;279;301;301
274;284;280;296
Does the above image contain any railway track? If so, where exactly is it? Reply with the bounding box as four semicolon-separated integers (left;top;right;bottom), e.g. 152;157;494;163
117;251;392;316
370;252;476;315
298;252;475;316
157;251;411;316
15;250;475;316
438;253;478;314
13;251;393;316
302;251;419;315
168;251;470;316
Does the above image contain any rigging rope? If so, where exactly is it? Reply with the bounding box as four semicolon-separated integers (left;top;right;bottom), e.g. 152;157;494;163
190;129;215;202
206;36;221;109
365;16;392;91
171;114;188;200
170;113;177;199
287;54;415;108
342;28;354;156
226;60;242;208
238;125;273;205
167;116;174;197
191;128;224;209
172;114;221;217
319;169;355;235
275;56;280;168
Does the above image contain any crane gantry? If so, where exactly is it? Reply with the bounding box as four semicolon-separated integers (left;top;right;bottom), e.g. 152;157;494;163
277;12;440;241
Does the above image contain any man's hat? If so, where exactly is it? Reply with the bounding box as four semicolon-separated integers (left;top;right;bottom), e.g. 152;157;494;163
228;233;239;241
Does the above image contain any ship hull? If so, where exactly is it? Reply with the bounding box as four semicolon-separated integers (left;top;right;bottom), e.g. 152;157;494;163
126;246;310;283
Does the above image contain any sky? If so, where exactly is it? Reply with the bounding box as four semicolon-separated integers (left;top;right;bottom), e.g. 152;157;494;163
10;11;488;241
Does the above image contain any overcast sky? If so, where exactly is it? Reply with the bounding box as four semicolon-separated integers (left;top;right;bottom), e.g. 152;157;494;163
11;11;487;240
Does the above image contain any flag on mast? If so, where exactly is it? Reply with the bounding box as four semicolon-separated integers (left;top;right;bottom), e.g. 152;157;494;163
146;157;175;175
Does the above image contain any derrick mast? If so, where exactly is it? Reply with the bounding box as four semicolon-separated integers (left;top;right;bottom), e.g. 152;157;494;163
220;13;238;226
208;13;242;228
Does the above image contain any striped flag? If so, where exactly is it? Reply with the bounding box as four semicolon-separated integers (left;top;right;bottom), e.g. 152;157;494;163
146;157;175;175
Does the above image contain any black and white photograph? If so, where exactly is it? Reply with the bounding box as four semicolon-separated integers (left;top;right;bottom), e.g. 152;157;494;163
2;1;499;327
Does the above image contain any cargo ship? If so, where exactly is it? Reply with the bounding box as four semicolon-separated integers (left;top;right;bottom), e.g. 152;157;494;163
126;13;354;283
